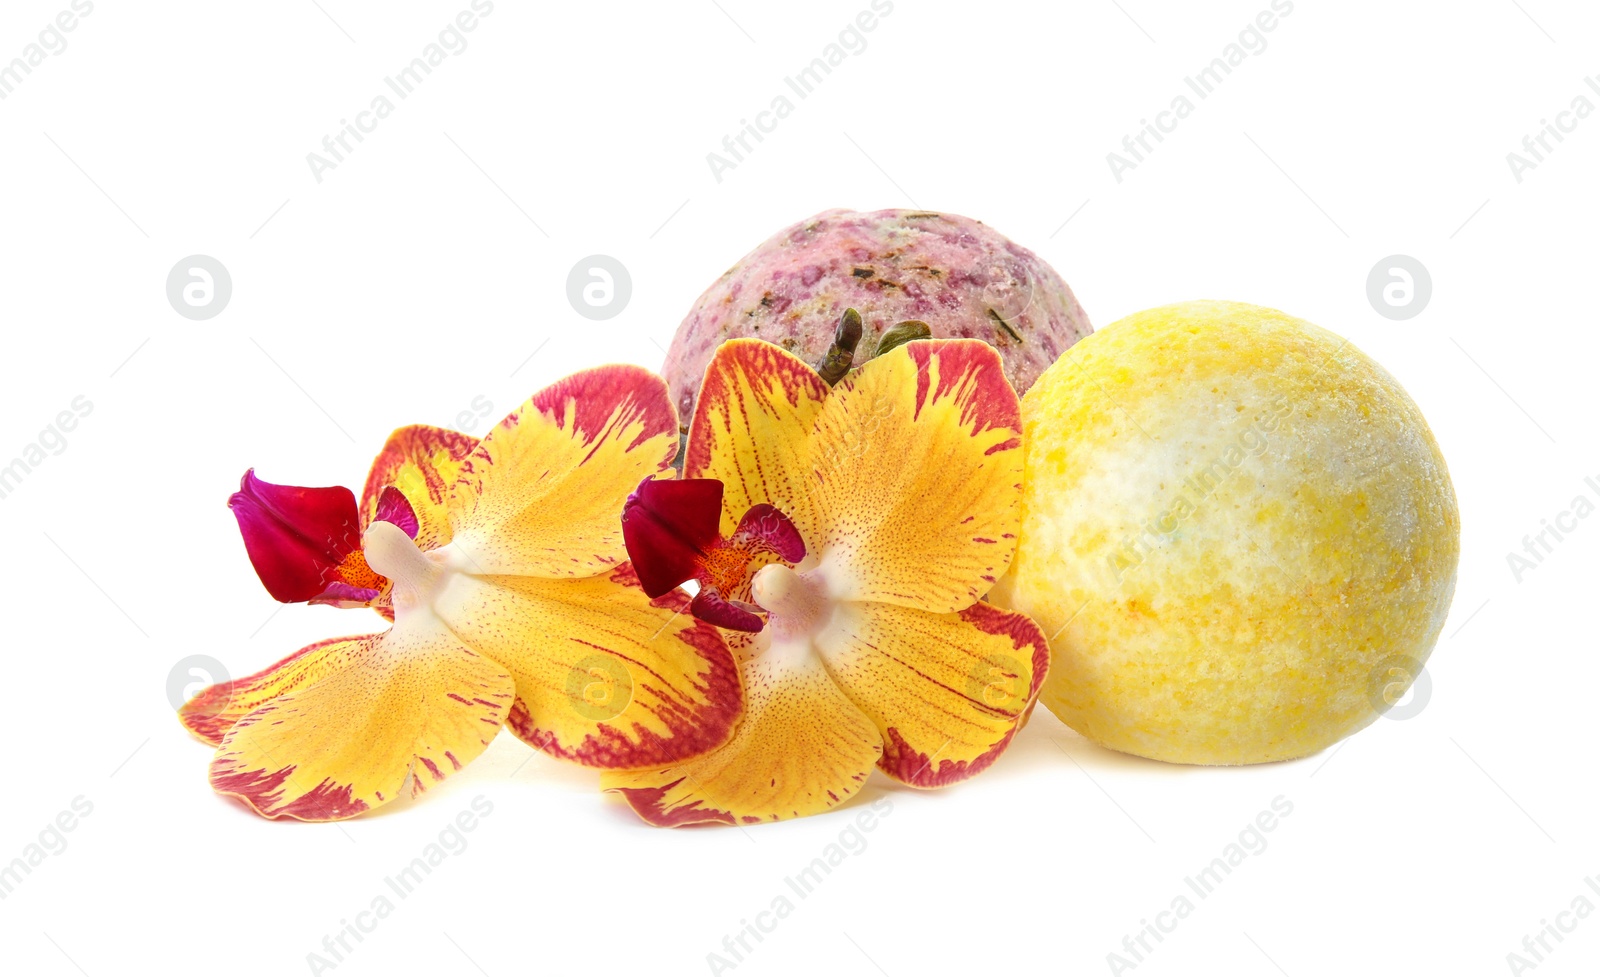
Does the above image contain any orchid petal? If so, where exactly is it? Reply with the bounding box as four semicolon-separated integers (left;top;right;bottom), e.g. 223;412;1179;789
447;365;679;576
811;340;1024;613
816;600;1048;787
602;643;880;825
686;339;828;541
435;564;742;769
179;636;361;746
228;470;368;604
359;424;477;550
208;620;514;821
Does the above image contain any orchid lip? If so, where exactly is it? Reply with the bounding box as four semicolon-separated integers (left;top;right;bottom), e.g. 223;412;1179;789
229;469;367;605
620;475;807;634
620;476;725;599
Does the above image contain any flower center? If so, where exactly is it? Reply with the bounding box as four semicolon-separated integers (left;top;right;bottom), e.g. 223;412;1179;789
334;549;384;591
750;563;834;643
362;521;453;616
699;545;752;598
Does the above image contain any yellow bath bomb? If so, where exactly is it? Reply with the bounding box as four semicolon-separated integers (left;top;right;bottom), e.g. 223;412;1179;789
991;300;1458;764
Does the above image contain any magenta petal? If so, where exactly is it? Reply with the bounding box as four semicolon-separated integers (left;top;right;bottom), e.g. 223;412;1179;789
228;469;362;604
621;476;725;598
690;589;765;633
374;486;420;538
730;503;807;564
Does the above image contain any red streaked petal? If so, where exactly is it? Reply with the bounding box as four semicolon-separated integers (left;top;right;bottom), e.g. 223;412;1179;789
809;340;1025;613
208;621;514;821
620;476;725;598
228;469;363;604
179;635;362;746
434;563;743;770
359;424;478;550
904;340;1023;446
375;486;419;538
729;503;806;564
445;364;680;577
815;599;1049;788
685;339;827;543
690;588;765;633
602;646;881;826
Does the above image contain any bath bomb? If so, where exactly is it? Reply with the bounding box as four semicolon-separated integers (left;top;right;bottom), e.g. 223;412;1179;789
989;301;1459;764
661;208;1093;431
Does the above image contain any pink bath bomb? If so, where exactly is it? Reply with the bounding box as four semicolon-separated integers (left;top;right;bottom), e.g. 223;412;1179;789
662;208;1093;432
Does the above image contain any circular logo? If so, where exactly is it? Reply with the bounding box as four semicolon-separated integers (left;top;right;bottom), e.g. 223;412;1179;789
566;255;632;321
565;654;633;721
166;255;233;321
1365;255;1431;321
1366;655;1431;721
167;655;231;713
965;653;1028;713
982;274;1037;332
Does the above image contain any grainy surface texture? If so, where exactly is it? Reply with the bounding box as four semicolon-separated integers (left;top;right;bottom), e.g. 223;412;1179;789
661;208;1094;432
991;301;1460;765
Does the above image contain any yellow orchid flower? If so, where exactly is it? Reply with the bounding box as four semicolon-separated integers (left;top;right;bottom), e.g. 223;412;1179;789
181;366;743;821
608;339;1049;825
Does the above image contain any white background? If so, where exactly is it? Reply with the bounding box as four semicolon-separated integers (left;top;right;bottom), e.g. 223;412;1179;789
1;1;1595;975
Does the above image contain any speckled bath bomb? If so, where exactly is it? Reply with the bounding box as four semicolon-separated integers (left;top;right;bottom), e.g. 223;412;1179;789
662;208;1093;431
990;301;1459;765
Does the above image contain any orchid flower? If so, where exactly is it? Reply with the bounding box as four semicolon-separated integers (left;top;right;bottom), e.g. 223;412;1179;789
181;366;742;821
608;339;1049;825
